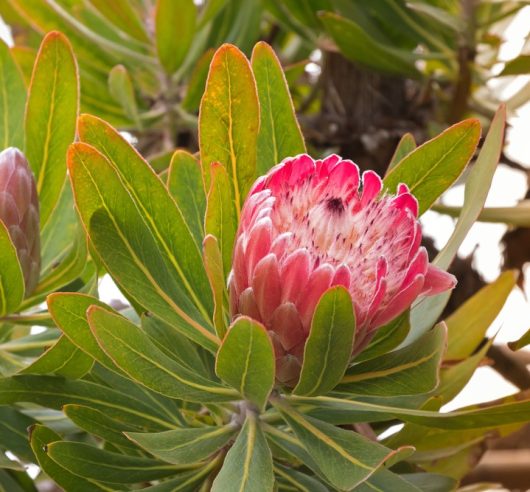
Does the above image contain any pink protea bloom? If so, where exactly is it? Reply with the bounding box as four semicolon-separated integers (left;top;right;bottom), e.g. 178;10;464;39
229;154;456;385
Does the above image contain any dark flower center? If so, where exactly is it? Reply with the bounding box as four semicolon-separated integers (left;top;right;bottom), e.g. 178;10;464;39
326;197;345;215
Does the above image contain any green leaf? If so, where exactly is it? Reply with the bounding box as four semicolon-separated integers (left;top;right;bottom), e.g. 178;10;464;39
319;12;420;77
356;469;456;492
29;425;112;492
215;316;275;410
25;31;79;227
199;43;259;217
435;200;530;226
355;311;410;363
387;133;416;172
47;292;119;371
205;162;238;280
212;414;274;492
141;313;208;376
338;324;445;396
68;142;218;352
0;39;26;149
87;305;238;402
77;116;213;321
20;335;93;378
203;235;228;339
0;221;24;316
509;327;530;351
108;64;140;127
288;393;530;430
273;463;329;492
251;41;306;175
182;48;215;112
383;119;481;215
139;466;219;491
0;407;36;462
274;402;401;490
444;270;516;359
63;404;141;450
127;424;237;465
155;0;196;74
88;0;149;43
0;375;173;430
294;286;355;397
167;150;206;248
500;54;530;76
46;441;184;484
435;105;505;270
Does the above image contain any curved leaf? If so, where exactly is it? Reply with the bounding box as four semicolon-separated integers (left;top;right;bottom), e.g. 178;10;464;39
0;221;24;316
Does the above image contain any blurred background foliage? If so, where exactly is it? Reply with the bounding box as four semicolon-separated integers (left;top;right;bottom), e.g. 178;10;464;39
1;0;530;489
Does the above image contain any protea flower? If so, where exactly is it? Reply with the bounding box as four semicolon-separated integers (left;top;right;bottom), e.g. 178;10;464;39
0;148;40;296
229;154;456;385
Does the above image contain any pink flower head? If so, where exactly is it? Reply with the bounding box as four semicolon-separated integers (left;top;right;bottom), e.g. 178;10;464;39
229;154;456;385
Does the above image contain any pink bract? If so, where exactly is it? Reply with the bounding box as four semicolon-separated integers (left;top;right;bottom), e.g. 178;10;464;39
228;154;456;385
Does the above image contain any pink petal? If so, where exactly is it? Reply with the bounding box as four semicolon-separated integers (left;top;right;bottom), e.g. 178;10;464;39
245;218;272;280
271;232;293;260
392;192;418;217
365;258;388;327
318;154;341;178
361;170;382;206
252;254;282;324
280;248;311;303
373;274;424;327
297;264;334;330
327;160;360;196
232;234;248;293
270;302;305;351
397;183;410;195
238;287;261;321
288;154;315;186
422;265;457;296
401;247;428;287
332;264;351;289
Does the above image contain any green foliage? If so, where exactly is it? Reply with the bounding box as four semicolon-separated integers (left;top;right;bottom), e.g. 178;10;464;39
0;4;527;490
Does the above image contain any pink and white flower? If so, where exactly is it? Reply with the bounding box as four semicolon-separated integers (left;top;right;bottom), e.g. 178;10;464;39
229;154;456;385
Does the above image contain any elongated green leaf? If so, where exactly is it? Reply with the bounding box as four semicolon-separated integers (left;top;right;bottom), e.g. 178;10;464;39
356;469;456;492
25;31;78;227
294;286;355;397
338;324;445;396
445;270;516;359
47;292;119;370
509;327;530;351
274;402;400;490
251;41;306;175
88;306;238;402
383;119;481;215
500;54;530;76
47;441;184;484
199;44;259;217
355;311;410;363
155;0;196;74
212;414;274;492
141;313;208;376
435;200;530;226
319;12;420;77
0;221;24;316
128;424;237;465
435;105;505;270
78;116;212;316
205;162;237;279
215;316;275;410
289;393;530;429
167;150;206;248
274;463;329;492
68;142;218;351
29;425;112;492
387;133;416;172
0;39;26;149
140;466;219;491
108;64;140;127
0;407;36;462
63;404;140;449
0;375;173;431
203;235;228;338
20;334;93;378
89;0;149;42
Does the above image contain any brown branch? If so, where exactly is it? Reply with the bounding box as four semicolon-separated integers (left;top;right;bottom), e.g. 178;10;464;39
487;344;530;390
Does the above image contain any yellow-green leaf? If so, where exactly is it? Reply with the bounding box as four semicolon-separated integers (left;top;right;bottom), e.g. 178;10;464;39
25;31;79;228
0;221;24;316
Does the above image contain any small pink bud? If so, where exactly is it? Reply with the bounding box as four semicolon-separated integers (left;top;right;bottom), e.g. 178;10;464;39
0;148;40;296
229;154;456;385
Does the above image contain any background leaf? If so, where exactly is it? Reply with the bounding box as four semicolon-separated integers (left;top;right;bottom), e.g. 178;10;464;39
0;221;24;316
